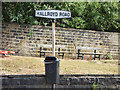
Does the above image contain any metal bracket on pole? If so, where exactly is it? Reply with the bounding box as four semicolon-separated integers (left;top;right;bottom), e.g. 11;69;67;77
52;19;56;56
52;19;56;23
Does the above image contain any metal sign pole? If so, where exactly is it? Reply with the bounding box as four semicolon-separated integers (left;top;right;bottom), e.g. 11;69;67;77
52;84;55;90
52;19;56;56
52;19;56;90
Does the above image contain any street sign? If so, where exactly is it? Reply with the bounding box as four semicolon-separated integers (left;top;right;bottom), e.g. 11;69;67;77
35;10;71;56
35;10;71;19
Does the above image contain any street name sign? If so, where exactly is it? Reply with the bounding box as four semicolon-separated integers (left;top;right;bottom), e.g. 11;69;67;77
35;10;71;19
35;9;71;56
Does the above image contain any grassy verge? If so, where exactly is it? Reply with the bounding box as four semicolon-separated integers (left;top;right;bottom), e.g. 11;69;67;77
0;56;118;75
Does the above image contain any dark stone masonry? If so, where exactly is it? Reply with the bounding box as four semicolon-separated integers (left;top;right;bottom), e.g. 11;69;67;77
1;74;120;89
1;22;120;59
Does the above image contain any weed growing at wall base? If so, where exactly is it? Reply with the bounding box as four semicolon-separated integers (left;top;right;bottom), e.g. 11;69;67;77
103;53;113;60
92;81;99;90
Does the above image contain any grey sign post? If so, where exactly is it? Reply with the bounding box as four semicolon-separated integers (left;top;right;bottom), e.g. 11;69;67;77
35;10;71;56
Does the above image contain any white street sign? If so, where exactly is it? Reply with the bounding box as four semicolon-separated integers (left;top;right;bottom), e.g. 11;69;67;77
35;10;71;19
35;10;71;56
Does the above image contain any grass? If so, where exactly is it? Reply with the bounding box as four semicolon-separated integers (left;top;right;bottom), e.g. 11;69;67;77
0;56;119;75
60;60;118;74
1;56;45;75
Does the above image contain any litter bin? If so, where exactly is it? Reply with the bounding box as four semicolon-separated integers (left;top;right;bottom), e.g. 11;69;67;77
44;56;60;84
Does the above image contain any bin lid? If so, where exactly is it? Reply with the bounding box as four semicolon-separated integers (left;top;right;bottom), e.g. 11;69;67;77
44;56;60;62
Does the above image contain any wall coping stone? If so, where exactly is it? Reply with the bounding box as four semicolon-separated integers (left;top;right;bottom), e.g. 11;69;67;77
1;74;120;78
2;22;119;34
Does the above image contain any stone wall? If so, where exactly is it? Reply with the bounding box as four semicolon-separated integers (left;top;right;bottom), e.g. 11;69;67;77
1;22;120;59
1;74;120;89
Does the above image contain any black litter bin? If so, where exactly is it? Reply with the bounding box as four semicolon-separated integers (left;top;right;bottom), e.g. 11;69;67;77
44;56;60;84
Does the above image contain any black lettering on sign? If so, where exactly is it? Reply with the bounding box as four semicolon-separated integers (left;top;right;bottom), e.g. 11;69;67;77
40;12;44;16
47;12;51;16
44;12;47;16
59;12;70;17
38;12;59;17
37;12;39;15
36;11;71;18
54;12;58;16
